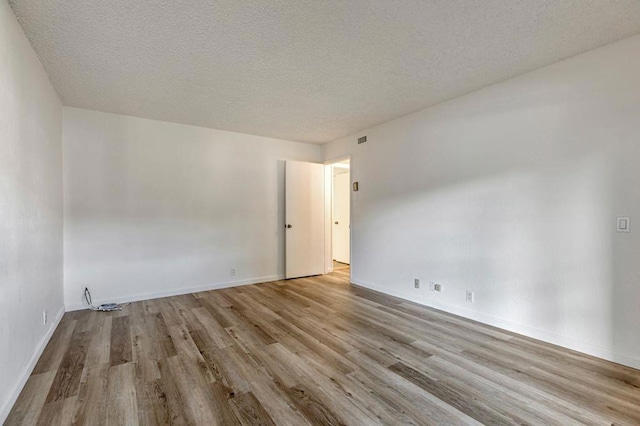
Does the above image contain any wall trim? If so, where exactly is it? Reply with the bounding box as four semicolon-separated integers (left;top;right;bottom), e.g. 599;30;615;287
351;277;640;371
0;307;65;424
65;274;286;312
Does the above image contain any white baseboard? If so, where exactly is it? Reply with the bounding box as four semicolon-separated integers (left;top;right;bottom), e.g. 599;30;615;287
351;277;640;371
0;307;65;424
65;274;285;312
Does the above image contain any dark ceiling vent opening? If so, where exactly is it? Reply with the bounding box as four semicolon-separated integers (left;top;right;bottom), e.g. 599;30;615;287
358;136;367;144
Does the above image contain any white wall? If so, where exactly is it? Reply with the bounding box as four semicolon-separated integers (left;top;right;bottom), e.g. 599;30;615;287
324;35;640;369
0;1;64;421
63;107;322;310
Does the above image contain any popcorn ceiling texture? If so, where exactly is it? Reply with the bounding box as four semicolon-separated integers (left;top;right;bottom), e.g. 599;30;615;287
8;0;640;143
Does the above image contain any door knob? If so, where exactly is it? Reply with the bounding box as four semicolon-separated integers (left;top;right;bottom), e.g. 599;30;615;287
286;224;292;228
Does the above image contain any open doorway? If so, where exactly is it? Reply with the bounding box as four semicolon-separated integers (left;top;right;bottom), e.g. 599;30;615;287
325;157;351;279
332;160;350;267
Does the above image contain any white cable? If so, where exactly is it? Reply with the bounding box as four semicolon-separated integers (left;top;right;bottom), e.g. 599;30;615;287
84;287;130;311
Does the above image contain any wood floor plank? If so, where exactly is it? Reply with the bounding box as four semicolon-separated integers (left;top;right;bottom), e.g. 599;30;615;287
410;339;609;425
8;265;640;425
71;363;110;425
84;316;112;367
135;379;174;425
159;355;239;425
188;327;235;395
109;316;133;367
423;355;574;425
460;344;640;424
389;361;517;425
248;377;312;426
4;371;56;425
45;330;91;403
285;384;346;426
37;396;77;426
152;360;191;424
270;318;358;375
213;341;263;394
229;391;276;426
130;312;163;368
331;370;424;426
31;318;77;375
191;306;236;349
348;353;480;425
106;363;138;425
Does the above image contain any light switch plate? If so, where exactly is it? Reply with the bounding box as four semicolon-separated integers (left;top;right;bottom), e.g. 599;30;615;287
617;217;631;233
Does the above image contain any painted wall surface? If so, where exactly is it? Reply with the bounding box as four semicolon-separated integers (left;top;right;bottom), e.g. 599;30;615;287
324;35;640;369
0;1;64;421
63;107;322;310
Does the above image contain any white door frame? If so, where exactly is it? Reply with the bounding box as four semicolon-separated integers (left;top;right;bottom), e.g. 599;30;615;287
324;155;352;281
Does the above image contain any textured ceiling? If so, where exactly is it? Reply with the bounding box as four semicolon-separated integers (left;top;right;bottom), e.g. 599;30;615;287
9;0;640;143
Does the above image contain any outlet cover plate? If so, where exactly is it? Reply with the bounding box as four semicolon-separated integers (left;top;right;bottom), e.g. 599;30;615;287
466;290;475;303
617;217;631;233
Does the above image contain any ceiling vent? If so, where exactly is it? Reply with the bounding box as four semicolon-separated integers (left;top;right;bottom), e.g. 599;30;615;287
357;136;367;144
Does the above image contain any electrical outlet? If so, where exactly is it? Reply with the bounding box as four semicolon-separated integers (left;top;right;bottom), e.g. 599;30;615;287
414;279;420;289
430;282;442;292
617;217;631;233
466;290;475;303
230;268;236;276
43;310;47;325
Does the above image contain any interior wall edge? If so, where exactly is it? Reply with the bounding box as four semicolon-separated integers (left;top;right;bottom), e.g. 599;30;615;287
65;274;286;312
1;0;65;420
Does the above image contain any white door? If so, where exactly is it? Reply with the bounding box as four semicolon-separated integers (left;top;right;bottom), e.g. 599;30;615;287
333;172;350;264
285;161;325;279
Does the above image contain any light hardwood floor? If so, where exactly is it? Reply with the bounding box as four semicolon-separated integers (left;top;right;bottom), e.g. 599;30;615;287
7;266;640;425
332;261;350;271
